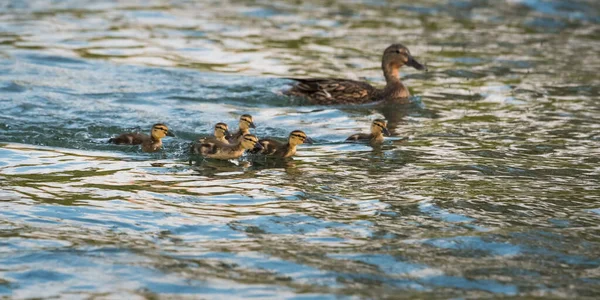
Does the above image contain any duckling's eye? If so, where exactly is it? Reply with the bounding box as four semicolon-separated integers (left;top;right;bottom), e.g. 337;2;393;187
292;134;305;140
395;50;401;54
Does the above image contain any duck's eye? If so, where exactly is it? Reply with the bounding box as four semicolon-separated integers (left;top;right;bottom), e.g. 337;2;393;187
395;50;401;54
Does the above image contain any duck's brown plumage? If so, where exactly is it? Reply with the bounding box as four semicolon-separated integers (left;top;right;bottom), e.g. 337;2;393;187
285;44;426;105
197;122;230;144
191;134;261;160
345;119;390;147
250;130;313;158
227;114;255;143
109;123;173;153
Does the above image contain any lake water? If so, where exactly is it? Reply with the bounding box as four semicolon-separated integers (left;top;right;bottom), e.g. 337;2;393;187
1;0;599;298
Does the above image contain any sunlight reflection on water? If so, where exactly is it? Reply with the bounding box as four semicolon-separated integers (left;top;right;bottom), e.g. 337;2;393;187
1;0;600;298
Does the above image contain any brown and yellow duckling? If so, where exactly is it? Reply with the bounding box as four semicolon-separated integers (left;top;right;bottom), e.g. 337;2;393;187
285;44;426;104
198;122;230;144
108;123;174;153
250;130;313;158
227;114;256;143
345;119;391;147
191;134;262;160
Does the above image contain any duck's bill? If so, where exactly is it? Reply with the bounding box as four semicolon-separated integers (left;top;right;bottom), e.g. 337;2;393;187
224;130;231;136
166;131;176;137
382;128;391;136
305;137;314;144
407;56;427;71
253;142;264;150
249;122;256;129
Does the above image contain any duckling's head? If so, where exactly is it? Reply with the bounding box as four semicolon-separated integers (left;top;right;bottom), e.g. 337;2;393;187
241;134;261;150
150;123;174;140
371;119;391;136
239;114;256;130
382;44;426;72
288;130;314;146
214;122;230;138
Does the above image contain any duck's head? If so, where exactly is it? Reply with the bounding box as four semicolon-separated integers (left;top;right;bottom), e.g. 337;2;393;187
150;123;174;140
214;122;230;138
382;44;426;72
288;130;314;146
241;134;261;150
371;119;391;136
239;114;256;130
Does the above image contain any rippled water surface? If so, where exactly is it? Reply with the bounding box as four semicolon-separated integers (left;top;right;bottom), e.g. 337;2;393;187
1;0;600;298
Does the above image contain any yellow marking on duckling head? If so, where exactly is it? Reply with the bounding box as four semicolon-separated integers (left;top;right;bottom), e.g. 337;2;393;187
371;119;390;136
239;114;255;130
240;134;259;150
151;123;170;140
214;122;229;138
289;130;310;146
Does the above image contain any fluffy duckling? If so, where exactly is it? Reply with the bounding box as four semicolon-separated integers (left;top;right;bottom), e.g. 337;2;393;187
191;134;262;160
198;122;231;144
345;119;391;146
227;114;256;143
250;130;313;158
285;44;426;104
108;123;174;153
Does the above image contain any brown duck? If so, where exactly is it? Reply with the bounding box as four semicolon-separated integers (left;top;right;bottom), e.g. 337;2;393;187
191;134;262;160
227;114;256;143
108;123;174;152
285;44;426;104
346;119;390;147
250;130;313;158
198;122;230;144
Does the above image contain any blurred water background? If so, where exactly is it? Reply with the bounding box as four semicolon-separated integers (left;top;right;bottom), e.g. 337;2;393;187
1;0;599;298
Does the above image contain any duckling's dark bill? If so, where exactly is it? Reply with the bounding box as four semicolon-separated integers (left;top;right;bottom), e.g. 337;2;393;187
383;128;391;136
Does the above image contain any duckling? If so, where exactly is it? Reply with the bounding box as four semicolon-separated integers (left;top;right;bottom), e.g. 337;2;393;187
108;123;174;153
250;130;314;158
345;119;391;146
227;114;256;143
198;122;231;144
285;44;426;104
191;134;262;160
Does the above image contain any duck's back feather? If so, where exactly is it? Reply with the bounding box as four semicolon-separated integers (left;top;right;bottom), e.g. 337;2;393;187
251;138;284;155
227;130;247;143
191;141;221;156
345;133;372;142
108;133;148;145
285;78;379;105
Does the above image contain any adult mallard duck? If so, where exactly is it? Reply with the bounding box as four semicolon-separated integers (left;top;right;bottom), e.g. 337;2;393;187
227;114;256;143
191;134;262;160
285;44;426;104
345;119;391;147
108;123;174;153
250;130;313;158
